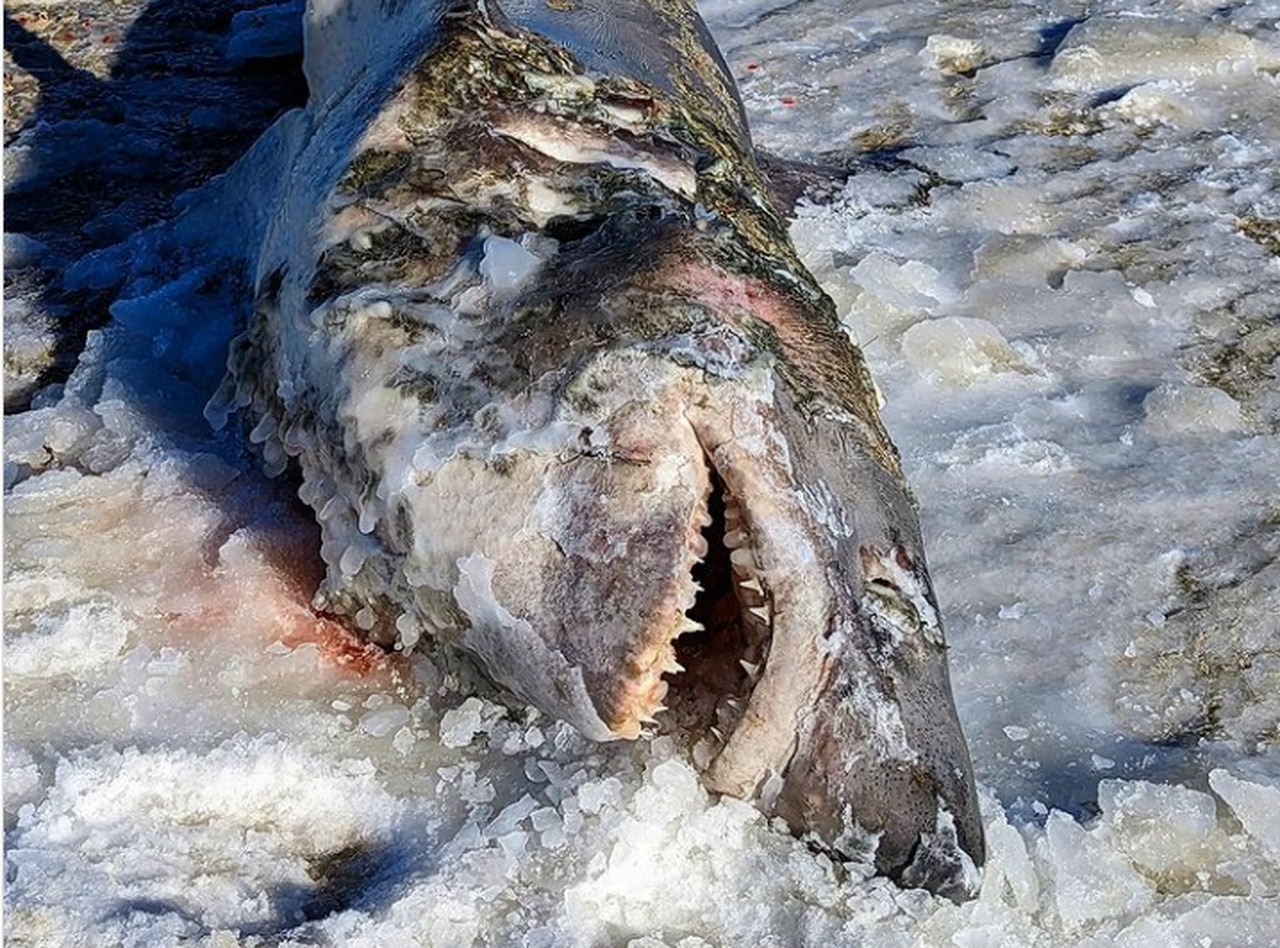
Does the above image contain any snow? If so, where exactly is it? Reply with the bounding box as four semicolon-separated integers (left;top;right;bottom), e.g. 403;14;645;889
5;0;1280;944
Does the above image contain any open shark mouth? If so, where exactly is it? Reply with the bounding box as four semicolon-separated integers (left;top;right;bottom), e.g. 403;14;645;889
610;419;814;809
665;465;772;775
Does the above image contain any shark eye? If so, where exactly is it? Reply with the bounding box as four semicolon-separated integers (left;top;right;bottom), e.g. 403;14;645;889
860;545;945;648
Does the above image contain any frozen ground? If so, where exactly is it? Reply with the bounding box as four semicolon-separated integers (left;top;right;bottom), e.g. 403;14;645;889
5;0;1280;944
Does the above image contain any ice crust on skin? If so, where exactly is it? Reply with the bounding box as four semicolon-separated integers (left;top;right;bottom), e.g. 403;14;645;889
454;553;613;741
5;0;1280;943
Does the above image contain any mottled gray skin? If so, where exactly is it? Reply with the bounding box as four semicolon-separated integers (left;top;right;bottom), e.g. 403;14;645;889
220;0;985;899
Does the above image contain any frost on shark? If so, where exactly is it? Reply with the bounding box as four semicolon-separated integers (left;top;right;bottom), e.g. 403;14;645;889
212;0;982;895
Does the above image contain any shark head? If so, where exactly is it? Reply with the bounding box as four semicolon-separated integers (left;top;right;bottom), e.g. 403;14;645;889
219;0;985;899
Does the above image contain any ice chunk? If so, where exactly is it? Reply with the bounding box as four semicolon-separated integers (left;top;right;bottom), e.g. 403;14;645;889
901;317;1027;387
225;2;305;63
439;697;487;748
3;737;402;934
3;298;59;410
649;759;699;794
1110;82;1202;131
972;233;1088;286
484;794;538;838
530;807;561;833
577;777;623;815
1210;770;1280;867
480;236;542;296
1143;385;1245;436
980;817;1039;911
360;705;410;737
1039;810;1155;932
4;745;43;817
851;252;958;314
899;145;1017;184
6;601;132;681
496;830;528;859
4;233;59;270
921;35;988;76
1050;19;1280;93
1099;780;1221;880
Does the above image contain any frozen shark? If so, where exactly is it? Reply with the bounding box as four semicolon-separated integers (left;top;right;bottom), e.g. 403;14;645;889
213;0;985;898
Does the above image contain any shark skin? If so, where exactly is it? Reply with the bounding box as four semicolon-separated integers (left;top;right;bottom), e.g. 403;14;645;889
214;0;985;899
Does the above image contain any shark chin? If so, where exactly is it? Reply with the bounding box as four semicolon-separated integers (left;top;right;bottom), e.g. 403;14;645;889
213;0;985;899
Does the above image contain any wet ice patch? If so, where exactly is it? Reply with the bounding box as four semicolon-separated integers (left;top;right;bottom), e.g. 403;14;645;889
1049;18;1280;93
899;146;1017;185
937;423;1074;477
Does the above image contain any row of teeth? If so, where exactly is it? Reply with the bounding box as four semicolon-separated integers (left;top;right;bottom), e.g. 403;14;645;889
615;498;715;731
726;494;773;662
621;489;773;745
689;492;773;767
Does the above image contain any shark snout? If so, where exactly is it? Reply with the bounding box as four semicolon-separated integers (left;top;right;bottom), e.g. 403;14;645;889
683;388;985;900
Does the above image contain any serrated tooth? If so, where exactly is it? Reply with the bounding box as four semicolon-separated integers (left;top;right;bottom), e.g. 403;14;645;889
665;659;686;674
748;605;771;624
739;660;760;680
730;548;757;571
725;696;743;710
710;726;725;743
680;618;704;634
739;577;764;594
724;529;747;549
691;533;709;558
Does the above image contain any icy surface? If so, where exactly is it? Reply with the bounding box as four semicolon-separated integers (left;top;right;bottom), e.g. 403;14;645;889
5;0;1280;944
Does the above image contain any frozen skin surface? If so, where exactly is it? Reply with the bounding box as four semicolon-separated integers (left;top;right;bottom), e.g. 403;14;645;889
5;0;1280;946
